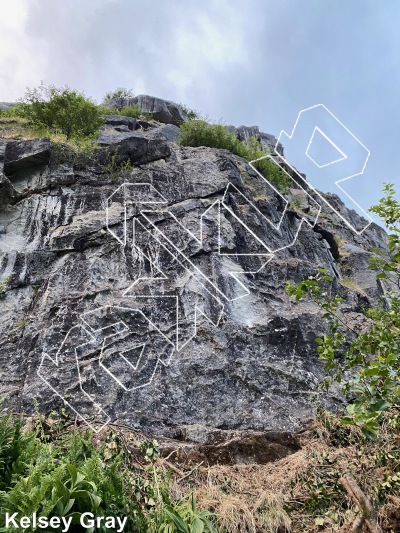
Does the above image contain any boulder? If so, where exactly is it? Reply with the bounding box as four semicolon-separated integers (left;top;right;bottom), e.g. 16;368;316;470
146;123;181;143
4;138;52;176
103;115;139;131
105;94;187;125
159;427;300;466
97;129;144;146
98;134;171;165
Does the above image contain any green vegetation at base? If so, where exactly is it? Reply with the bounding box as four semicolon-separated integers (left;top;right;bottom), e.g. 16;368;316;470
1;407;397;532
284;408;400;532
178;120;292;193
0;411;217;533
286;182;400;438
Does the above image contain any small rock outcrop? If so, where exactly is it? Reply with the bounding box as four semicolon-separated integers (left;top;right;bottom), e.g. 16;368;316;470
105;94;187;125
227;124;285;155
4;138;52;175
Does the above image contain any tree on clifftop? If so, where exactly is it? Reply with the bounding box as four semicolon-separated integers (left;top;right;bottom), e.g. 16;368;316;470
18;83;104;139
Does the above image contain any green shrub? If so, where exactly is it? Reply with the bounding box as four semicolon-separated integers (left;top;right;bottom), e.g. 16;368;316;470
178;103;200;121
286;185;400;437
238;137;292;194
0;276;11;299
50;139;100;170
103;88;134;101
178;120;237;151
0;107;18;119
17;84;104;140
178;121;292;193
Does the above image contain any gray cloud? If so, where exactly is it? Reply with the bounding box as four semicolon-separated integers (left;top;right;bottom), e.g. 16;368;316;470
0;0;399;217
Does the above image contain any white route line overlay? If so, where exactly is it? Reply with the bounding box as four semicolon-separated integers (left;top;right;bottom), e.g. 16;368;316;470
276;103;372;234
36;103;372;430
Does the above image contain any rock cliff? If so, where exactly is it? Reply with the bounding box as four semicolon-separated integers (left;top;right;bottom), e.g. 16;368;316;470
0;101;388;448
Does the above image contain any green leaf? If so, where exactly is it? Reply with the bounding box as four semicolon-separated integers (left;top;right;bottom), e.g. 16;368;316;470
165;510;190;533
363;367;380;376
66;464;78;486
62;498;75;515
191;517;205;533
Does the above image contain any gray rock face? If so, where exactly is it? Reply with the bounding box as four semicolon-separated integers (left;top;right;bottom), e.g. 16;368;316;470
0;134;388;439
98;116;181;146
147;123;181;143
103;115;139;131
4;138;52;176
0;173;19;210
105;94;187;125
97;134;171;166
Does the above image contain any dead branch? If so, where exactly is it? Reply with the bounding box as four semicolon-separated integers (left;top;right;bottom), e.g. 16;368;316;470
339;472;383;533
177;461;204;483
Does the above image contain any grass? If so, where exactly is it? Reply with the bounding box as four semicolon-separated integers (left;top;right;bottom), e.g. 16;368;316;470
339;276;366;295
189;410;400;532
17;319;27;330
0;113;92;145
98;103;152;121
0;115;49;140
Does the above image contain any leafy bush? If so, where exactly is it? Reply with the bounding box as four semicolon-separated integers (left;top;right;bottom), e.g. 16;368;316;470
0;107;18;119
237;136;292;194
159;495;218;533
178;103;200;121
17;84;104;140
178;120;237;151
178;121;292;193
286;183;400;437
0;412;218;532
50;139;100;170
103;88;134;101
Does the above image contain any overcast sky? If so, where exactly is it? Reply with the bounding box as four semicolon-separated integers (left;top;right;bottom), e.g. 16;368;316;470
0;0;399;226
